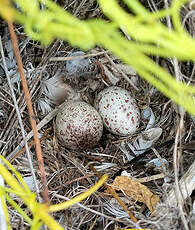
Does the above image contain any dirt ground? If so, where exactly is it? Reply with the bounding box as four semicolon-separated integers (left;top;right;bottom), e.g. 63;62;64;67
0;0;194;229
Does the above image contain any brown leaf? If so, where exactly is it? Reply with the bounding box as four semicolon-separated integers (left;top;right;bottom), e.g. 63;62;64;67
111;176;159;212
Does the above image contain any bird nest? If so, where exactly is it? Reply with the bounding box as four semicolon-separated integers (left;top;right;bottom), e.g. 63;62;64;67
0;0;194;229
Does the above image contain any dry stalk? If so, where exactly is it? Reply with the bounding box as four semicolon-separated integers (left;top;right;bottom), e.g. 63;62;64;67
136;173;165;183
49;50;109;62
54;194;129;224
8;22;49;204
9;130;50;163
89;164;137;223
7;101;64;161
167;114;192;230
103;52;139;91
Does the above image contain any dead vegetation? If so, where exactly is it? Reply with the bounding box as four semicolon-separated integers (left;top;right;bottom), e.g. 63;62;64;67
0;0;195;229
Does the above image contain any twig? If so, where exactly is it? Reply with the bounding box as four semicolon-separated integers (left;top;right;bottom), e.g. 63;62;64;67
88;215;98;230
136;173;165;183
95;61;112;86
54;194;131;225
155;116;194;230
53;174;95;190
164;2;189;226
164;0;183;112
0;96;20;144
49;50;109;62
152;148;167;174
103;52;139;91
9;130;50;163
7;101;66;162
89;164;137;223
7;22;49;204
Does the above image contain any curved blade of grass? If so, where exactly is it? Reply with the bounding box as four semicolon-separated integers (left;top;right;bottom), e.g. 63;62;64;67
0;189;32;225
0;0;14;21
12;0;95;49
98;0;195;58
0;181;10;230
49;174;108;212
0;156;31;193
0;155;107;229
89;22;195;115
171;0;187;33
30;215;43;230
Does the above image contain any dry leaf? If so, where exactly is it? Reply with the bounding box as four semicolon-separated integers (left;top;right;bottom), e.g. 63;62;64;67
111;176;159;212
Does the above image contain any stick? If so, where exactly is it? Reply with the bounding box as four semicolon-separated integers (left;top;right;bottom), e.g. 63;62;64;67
8;22;49;204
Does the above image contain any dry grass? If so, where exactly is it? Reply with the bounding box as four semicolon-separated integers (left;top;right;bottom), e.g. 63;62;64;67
0;0;194;229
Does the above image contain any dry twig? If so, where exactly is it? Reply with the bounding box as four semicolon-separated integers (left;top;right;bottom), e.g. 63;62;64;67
8;22;49;204
49;50;109;62
6;101;64;161
89;164;137;223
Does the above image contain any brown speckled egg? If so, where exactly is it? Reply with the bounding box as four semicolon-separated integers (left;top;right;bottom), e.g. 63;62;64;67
95;86;140;136
56;100;103;150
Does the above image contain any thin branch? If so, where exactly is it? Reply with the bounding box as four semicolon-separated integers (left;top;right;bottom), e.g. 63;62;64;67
49;50;109;62
54;194;132;225
103;52;139;91
7;22;49;204
6;101;66;162
89;164;137;223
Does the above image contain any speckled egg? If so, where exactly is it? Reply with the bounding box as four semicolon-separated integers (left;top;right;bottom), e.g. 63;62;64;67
56;100;103;150
95;86;140;136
